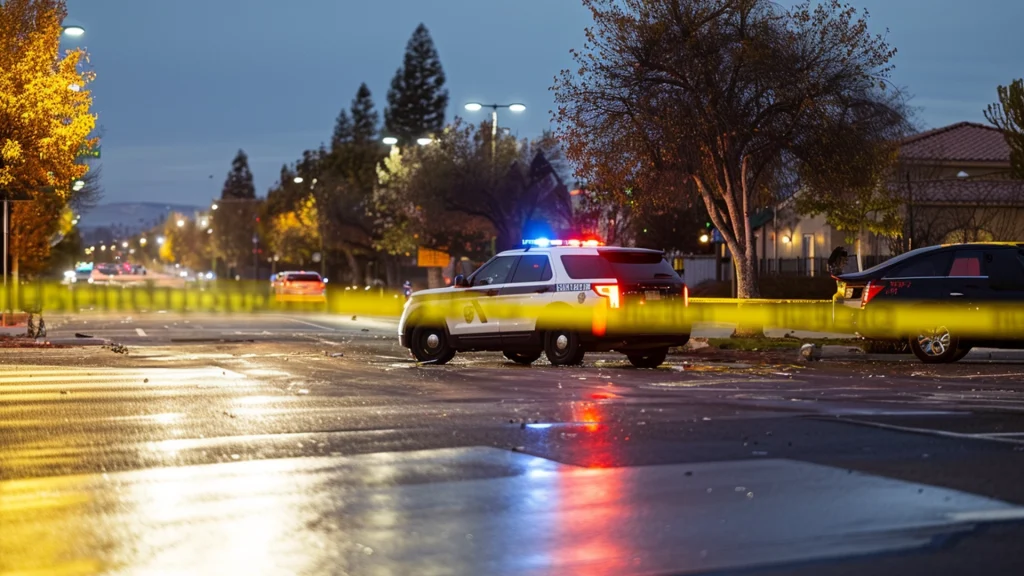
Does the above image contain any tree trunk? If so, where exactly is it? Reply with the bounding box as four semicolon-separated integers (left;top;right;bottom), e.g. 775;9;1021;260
384;256;398;287
341;248;360;285
856;229;864;272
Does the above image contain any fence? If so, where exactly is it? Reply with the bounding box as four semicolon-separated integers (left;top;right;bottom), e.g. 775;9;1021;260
681;255;895;288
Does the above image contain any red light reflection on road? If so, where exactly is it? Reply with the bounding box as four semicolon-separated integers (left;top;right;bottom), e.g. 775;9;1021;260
550;455;629;571
570;401;616;468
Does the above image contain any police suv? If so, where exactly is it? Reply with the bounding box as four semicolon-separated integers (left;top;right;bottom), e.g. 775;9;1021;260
398;239;691;367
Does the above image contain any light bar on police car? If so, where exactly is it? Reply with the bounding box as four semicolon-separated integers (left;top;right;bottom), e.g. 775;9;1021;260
522;238;604;247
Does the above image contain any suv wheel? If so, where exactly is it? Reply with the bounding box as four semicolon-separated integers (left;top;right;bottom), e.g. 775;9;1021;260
503;350;542;365
544;330;585;366
909;326;961;364
627;347;668;368
410;326;456;365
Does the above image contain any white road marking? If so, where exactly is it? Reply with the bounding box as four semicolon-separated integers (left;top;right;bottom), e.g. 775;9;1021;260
284;317;338;331
831;417;1024;445
136;328;148;337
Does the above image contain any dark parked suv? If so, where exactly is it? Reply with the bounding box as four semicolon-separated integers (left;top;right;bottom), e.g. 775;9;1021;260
834;243;1024;363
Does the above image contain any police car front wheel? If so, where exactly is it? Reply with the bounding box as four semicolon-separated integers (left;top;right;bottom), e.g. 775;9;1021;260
410;326;456;365
544;330;585;366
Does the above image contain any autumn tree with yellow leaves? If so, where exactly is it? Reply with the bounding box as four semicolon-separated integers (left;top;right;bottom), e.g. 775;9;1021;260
0;0;97;282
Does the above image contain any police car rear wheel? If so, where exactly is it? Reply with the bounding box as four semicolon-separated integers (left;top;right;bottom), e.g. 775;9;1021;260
503;350;542;365
626;347;668;369
544;330;584;366
410;326;455;365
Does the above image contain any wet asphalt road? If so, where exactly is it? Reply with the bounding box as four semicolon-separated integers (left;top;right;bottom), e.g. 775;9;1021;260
3;313;1024;575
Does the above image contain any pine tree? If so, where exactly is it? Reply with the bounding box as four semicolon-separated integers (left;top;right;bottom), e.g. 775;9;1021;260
384;23;448;144
221;149;255;199
331;110;353;152
351;83;379;145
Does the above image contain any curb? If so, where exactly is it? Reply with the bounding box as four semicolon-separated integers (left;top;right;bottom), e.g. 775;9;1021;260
41;338;108;346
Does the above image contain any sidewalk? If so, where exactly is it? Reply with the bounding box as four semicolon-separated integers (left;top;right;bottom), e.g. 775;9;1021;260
691;322;854;340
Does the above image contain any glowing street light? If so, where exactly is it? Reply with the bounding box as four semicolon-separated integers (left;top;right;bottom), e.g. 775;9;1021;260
72;179;85;191
211;203;219;211
293;176;304;184
464;102;526;158
416;137;433;146
382;136;399;146
200;218;208;228
176;219;185;227
62;26;85;37
139;237;147;246
100;245;107;251
121;241;128;248
156;236;166;245
699;233;710;244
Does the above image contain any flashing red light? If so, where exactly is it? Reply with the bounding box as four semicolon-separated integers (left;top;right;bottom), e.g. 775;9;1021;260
567;239;581;247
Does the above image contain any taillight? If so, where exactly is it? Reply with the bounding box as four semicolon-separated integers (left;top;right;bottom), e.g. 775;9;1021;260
861;281;885;308
593;284;620;308
683;284;689;307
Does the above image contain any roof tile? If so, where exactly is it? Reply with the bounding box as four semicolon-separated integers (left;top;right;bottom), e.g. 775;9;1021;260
901;122;1010;163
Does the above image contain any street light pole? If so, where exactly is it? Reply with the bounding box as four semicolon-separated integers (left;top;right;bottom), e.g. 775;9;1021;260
464;102;526;161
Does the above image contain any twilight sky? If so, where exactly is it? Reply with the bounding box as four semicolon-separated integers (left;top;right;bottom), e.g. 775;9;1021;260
63;0;1024;207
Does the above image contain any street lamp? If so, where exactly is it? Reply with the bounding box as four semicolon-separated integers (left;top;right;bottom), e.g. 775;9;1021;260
62;25;85;37
121;241;128;248
156;236;165;245
176;219;185;227
211;203;219;211
382;136;399;146
464;102;526;159
416;137;433;146
293;176;304;184
699;233;710;244
139;237;147;246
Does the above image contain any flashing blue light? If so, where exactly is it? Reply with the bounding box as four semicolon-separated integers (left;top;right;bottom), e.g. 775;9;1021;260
522;238;552;247
525;423;554;429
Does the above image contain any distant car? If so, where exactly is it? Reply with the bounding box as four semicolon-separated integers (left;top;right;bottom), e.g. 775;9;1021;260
274;271;327;303
835;242;1024;363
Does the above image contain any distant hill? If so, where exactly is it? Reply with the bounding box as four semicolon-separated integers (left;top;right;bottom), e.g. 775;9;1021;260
78;202;203;242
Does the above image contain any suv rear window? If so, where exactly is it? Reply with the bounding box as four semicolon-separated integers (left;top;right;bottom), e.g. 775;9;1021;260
560;252;678;281
286;273;321;282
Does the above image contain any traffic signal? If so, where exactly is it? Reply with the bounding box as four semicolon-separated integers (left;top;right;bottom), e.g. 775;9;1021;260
705;221;711;229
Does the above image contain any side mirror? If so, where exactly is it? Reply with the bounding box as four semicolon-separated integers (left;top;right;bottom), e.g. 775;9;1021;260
454;275;469;288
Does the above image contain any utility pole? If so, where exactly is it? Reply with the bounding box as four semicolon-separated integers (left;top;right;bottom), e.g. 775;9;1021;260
2;197;7;326
905;171;914;251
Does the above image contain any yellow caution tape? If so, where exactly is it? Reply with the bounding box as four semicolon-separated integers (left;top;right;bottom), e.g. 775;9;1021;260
5;283;1024;341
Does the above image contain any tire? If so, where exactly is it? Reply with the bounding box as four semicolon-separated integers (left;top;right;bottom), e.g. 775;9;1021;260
949;346;972;363
909;326;960;364
409;326;456;365
627;347;669;369
544;330;585;366
503;350;542;365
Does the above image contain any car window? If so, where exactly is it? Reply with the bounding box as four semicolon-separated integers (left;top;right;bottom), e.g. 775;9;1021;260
949;250;985;277
471;256;517;286
287;273;321;282
884;251;952;278
560;252;678;281
510;255;552;283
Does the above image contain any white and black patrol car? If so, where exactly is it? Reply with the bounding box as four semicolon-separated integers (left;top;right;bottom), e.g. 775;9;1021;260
398;239;691;367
